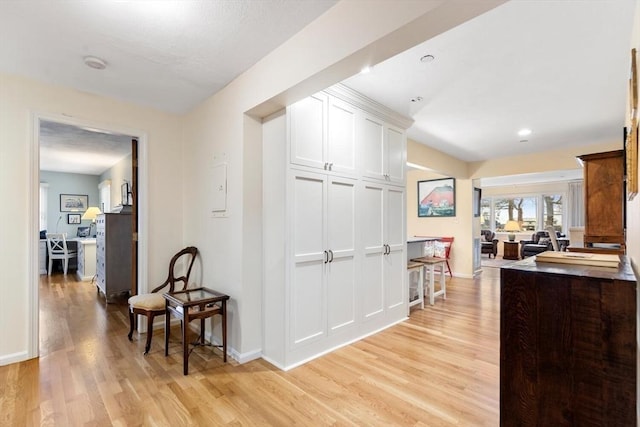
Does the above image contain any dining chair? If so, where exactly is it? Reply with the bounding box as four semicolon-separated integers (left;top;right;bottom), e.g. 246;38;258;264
46;233;77;275
436;237;454;277
127;246;198;354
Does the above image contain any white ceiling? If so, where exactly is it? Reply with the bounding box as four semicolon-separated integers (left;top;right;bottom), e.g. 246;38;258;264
2;1;636;180
39;121;132;175
344;0;637;163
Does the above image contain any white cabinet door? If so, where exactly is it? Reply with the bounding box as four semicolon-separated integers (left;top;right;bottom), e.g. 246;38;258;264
326;176;357;334
360;182;385;323
327;97;357;176
361;113;406;184
385;186;406;313
360;182;406;325
386;125;405;185
361;114;386;182
291;172;326;347
289;93;327;170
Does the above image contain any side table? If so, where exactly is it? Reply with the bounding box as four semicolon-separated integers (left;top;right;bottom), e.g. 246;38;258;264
164;287;230;375
503;241;520;260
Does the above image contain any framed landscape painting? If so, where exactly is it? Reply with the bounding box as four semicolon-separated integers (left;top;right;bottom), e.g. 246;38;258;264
60;194;88;212
418;178;456;217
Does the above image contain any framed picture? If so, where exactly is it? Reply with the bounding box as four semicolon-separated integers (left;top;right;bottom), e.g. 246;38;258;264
418;178;456;217
60;194;88;212
121;182;132;206
67;213;81;224
473;187;482;217
630;48;637;121
628;120;638;200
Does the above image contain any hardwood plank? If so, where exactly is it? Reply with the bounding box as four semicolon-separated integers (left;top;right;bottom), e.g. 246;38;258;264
0;268;501;426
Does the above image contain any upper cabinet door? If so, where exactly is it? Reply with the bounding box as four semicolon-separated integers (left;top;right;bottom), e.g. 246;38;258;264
289;92;327;170
360;112;406;185
360;113;386;182
385;125;405;185
327;97;357;176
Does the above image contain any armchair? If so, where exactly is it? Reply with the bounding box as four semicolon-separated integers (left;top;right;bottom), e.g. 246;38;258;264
520;230;565;258
480;230;498;258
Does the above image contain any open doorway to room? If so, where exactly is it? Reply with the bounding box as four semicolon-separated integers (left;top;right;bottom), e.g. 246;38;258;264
36;117;140;357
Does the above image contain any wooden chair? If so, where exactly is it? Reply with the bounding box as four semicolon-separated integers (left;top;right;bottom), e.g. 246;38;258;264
46;233;77;275
436;237;453;277
128;246;198;354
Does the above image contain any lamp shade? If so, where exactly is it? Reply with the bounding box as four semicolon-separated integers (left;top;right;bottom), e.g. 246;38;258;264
82;206;102;221
504;220;521;232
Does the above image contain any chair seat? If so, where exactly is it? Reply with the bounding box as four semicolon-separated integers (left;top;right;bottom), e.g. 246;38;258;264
129;293;165;310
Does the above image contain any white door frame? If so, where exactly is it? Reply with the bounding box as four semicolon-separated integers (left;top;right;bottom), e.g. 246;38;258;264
28;111;149;359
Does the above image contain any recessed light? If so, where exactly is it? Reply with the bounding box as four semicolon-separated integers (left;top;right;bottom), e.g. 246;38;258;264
420;54;435;63
517;128;532;137
84;56;107;70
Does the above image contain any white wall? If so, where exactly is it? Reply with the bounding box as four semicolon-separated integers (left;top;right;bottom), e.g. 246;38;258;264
180;1;505;361
99;153;132;210
0;73;183;365
39;171;100;236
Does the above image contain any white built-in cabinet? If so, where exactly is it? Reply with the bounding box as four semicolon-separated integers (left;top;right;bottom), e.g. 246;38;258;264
290;171;358;349
360;182;406;330
263;84;410;370
289;92;358;176
360;112;405;185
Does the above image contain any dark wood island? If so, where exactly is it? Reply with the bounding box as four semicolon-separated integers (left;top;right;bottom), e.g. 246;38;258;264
500;256;636;426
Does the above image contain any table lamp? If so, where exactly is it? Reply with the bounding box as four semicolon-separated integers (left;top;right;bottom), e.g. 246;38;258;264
504;220;520;241
82;206;102;237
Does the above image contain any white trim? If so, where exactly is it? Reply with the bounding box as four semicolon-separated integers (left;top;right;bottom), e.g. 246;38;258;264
29;111;149;361
0;351;29;366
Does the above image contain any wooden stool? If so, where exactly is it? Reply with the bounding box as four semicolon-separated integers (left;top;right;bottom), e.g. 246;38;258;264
411;256;446;305
407;261;424;314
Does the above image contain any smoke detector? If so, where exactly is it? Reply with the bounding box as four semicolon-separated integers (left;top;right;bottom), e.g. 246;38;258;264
83;56;107;70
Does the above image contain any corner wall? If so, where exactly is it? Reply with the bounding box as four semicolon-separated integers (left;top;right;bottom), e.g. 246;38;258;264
0;73;183;365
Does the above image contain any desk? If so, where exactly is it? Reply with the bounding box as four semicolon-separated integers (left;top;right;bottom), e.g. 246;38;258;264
164;287;230;375
73;238;96;281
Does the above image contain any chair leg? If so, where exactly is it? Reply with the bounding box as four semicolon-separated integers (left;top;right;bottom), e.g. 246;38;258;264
446;260;452;277
48;259;52;276
144;313;154;355
63;259;68;275
128;308;135;341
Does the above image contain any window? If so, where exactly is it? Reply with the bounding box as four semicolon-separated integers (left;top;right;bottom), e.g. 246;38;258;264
543;194;563;232
481;193;565;233
39;183;48;231
493;197;537;231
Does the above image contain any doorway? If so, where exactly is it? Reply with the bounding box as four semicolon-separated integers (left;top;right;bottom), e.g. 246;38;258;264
29;113;148;360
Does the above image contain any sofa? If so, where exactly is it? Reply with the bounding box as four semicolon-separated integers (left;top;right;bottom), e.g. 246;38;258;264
520;230;565;258
480;230;498;258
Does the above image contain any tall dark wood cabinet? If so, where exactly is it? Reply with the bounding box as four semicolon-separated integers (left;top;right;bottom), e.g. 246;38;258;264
95;213;132;301
500;258;636;425
577;150;625;253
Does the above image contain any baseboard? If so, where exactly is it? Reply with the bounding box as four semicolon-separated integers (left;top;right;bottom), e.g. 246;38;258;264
0;351;29;367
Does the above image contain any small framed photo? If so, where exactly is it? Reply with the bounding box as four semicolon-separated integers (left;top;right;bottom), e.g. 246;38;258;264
68;213;81;224
60;194;88;212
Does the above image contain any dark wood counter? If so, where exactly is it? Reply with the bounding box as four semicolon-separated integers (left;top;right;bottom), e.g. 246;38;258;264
500;256;636;426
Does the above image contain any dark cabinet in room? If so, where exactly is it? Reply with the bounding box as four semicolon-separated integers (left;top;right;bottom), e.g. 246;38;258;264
500;258;636;425
95;213;132;301
577;149;625;253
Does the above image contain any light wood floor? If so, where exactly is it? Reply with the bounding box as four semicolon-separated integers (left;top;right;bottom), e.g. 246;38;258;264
0;267;501;426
